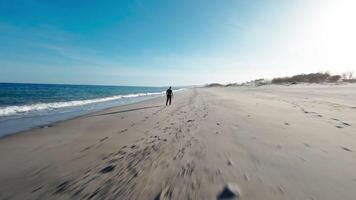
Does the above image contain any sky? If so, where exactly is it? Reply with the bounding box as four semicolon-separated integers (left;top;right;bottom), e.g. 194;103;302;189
0;0;355;86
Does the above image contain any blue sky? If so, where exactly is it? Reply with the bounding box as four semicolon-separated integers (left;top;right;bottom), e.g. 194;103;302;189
0;0;355;86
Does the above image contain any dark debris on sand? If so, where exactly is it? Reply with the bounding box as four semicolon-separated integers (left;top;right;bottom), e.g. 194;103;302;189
100;165;116;173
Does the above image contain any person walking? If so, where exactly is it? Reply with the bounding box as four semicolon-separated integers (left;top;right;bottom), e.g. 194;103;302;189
166;87;173;106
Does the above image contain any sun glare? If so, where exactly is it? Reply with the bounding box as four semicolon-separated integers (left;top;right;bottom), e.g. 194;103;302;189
295;0;356;70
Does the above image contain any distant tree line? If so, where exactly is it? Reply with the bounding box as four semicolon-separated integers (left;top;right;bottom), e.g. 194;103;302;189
341;71;355;83
205;83;224;87
271;72;355;84
205;71;355;87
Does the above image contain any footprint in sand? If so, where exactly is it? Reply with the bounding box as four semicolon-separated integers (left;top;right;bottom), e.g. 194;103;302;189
130;144;138;149
100;165;115;173
80;146;92;152
155;186;173;200
227;160;233;166
341;146;353;152
243;173;249;181
343;122;351;126
31;186;43;193
54;180;71;194
331;118;352;127
304;143;311;148
118;129;128;134
277;185;286;194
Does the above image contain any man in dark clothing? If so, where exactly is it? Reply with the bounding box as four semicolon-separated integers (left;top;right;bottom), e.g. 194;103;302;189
166;87;173;106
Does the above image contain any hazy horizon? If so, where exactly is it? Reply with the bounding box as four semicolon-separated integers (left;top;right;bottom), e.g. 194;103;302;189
1;0;356;86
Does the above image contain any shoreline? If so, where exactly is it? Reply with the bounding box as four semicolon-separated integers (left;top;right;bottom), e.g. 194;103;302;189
0;93;166;140
0;93;167;139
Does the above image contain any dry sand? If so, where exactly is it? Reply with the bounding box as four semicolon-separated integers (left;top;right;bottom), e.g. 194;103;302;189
0;84;356;200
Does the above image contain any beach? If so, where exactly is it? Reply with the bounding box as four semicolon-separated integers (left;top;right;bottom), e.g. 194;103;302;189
1;84;356;200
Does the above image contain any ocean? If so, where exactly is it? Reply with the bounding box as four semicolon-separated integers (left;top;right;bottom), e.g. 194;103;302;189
0;83;182;137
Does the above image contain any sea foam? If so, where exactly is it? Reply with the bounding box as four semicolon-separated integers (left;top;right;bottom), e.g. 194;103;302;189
0;91;166;117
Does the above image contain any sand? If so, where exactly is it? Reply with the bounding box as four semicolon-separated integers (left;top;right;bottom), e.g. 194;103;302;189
0;84;356;200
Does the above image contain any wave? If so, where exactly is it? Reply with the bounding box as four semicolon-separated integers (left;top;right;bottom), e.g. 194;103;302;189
0;91;169;117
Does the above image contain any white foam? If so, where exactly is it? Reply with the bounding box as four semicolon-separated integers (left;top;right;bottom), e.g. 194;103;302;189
0;91;169;117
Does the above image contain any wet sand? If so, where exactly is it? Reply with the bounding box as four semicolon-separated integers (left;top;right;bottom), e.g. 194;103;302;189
0;84;356;200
